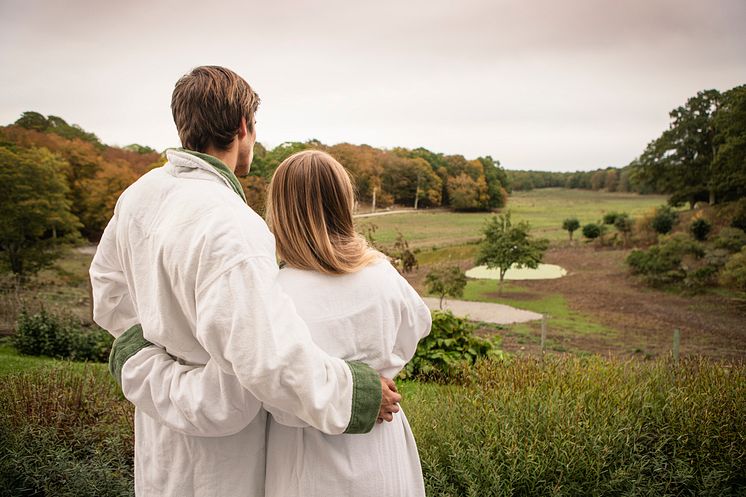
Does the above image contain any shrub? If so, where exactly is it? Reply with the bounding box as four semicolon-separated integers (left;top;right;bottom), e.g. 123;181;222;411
713;227;746;253
602;211;620;225
582;223;601;240
561;217;580;240
626;234;706;287
650;205;678;235
400;310;502;381
690;218;712;241
613;213;634;245
13;309;112;362
720;248;746;292
730;198;746;232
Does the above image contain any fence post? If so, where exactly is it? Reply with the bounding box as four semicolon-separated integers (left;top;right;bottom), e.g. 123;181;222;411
673;329;681;365
541;314;547;359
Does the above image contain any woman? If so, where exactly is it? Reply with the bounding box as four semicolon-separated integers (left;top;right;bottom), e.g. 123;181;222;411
114;150;430;496
262;150;430;496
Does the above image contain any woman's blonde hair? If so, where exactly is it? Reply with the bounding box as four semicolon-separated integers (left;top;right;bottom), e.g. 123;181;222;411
266;150;382;275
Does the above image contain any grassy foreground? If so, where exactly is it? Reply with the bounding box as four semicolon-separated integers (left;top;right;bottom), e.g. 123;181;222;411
1;348;743;496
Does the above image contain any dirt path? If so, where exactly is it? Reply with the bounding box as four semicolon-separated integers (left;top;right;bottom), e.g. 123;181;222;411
422;297;542;325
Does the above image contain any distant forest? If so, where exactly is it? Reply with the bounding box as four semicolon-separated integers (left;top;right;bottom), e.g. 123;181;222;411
2;82;743;241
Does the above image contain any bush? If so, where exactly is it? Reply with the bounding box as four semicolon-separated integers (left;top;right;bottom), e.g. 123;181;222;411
730;198;746;232
650;205;678;235
690;218;712;241
626;234;706;287
400;310;502;381
713;227;746;253
720;248;746;292
408;356;746;496
582;223;602;240
13;309;112;362
602;211;620;225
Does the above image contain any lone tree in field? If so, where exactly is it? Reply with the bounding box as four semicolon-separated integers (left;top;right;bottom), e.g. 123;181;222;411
562;217;580;241
476;211;549;294
0;147;80;281
425;265;467;309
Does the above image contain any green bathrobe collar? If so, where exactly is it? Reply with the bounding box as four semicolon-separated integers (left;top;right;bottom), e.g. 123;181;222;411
173;148;247;203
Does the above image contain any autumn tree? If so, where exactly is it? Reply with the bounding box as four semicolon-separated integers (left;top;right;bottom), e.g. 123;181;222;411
476;212;549;294
0;147;80;279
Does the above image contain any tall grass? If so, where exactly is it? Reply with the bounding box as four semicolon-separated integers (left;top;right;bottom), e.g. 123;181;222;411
0;366;134;497
406;356;746;496
1;356;743;496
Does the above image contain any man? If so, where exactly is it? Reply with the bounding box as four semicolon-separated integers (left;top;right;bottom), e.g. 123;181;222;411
90;66;401;496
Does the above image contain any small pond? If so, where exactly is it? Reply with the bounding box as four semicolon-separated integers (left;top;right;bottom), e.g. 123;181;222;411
466;264;567;280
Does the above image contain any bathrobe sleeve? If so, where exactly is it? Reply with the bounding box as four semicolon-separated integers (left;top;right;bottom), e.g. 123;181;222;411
380;276;433;379
90;214;139;338
194;256;381;435
116;335;263;437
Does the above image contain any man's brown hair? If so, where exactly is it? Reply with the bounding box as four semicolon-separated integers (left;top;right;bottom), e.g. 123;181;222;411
171;66;260;152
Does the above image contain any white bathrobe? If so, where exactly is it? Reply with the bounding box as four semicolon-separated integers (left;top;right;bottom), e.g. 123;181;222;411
90;149;381;497
117;259;431;497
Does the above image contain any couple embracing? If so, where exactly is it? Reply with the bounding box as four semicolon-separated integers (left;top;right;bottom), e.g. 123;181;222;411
90;65;431;497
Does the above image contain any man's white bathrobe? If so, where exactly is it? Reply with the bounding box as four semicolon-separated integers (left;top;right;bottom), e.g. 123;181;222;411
117;258;432;497
90;149;381;497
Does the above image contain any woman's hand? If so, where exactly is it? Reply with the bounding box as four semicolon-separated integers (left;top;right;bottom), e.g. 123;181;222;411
377;377;401;423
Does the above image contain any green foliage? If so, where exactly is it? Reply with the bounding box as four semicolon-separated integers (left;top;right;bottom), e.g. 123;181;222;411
15;111;102;145
731;198;746;232
475;211;549;290
408;356;746;496
561;217;580;240
719;247;746;291
626;234;709;288
0;146;81;278
425;265;467;308
713;227;746;253
711;85;746;203
0;366;134;496
389;230;418;273
650;205;678;234
582;223;602;240
13;309;112;362
399;310;501;381
602;211;620;225
690;218;712;241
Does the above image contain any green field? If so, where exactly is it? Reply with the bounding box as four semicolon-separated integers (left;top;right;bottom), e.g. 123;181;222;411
358;189;670;248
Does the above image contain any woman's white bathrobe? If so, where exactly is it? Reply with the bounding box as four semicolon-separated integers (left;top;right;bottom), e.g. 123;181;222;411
117;258;432;497
90;149;382;497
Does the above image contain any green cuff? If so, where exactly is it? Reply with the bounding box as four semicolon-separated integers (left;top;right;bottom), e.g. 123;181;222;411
108;324;153;388
343;361;382;434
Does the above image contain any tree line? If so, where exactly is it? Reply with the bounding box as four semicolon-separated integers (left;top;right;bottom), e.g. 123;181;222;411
245;141;509;214
0;112;510;278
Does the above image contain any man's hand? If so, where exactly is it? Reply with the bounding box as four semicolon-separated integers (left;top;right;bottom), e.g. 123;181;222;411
377;376;401;423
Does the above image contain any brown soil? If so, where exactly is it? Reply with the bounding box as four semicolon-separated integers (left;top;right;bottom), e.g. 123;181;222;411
409;245;746;362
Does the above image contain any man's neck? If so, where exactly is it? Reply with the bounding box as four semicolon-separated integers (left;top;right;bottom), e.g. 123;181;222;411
204;145;238;173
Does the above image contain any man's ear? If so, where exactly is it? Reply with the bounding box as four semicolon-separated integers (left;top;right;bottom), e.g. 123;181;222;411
237;117;248;140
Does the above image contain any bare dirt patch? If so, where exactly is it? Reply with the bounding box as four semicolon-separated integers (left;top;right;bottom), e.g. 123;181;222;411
519;246;746;361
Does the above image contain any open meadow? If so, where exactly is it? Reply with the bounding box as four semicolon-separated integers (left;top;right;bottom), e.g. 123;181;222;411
356;189;671;247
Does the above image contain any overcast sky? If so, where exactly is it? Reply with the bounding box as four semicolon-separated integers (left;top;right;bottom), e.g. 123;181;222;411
1;0;744;171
